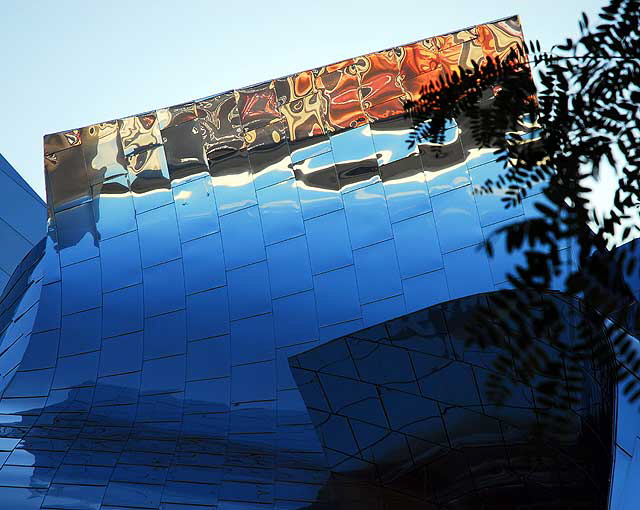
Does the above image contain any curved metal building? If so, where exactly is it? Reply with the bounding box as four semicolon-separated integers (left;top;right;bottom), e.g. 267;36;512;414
0;15;629;509
0;154;46;294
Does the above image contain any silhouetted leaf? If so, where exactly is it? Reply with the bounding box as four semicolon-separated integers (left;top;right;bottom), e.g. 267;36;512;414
408;0;640;423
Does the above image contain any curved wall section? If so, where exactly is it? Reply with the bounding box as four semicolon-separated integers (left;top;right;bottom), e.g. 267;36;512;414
0;15;612;510
0;154;47;293
290;292;614;509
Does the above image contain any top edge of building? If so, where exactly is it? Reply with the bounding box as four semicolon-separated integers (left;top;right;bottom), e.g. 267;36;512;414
43;14;523;146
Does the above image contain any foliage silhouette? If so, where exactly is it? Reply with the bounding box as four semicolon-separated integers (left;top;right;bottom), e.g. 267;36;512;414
406;0;640;427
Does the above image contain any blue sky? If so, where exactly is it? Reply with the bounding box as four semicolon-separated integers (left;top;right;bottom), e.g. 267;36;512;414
0;0;606;198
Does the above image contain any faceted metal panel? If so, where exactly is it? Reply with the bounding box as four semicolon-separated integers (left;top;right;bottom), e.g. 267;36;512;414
290;293;615;509
0;14;627;509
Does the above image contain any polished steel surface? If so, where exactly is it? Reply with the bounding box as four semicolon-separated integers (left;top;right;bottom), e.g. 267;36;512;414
291;293;614;508
0;15;621;509
0;154;46;294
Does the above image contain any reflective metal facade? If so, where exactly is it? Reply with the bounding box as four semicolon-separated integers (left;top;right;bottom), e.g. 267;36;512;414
291;293;614;508
608;240;640;510
611;353;640;510
0;154;46;293
0;15;626;509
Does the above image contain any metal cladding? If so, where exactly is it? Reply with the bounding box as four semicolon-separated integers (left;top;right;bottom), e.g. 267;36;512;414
0;14;624;509
0;154;46;294
291;292;615;508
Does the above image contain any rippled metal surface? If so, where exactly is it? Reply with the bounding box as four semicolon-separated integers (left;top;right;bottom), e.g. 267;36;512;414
0;14;622;509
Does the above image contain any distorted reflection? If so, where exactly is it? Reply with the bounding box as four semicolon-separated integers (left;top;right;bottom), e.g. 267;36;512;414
0;14;618;510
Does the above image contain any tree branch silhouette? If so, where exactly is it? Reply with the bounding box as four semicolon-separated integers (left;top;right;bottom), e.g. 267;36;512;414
407;0;640;426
